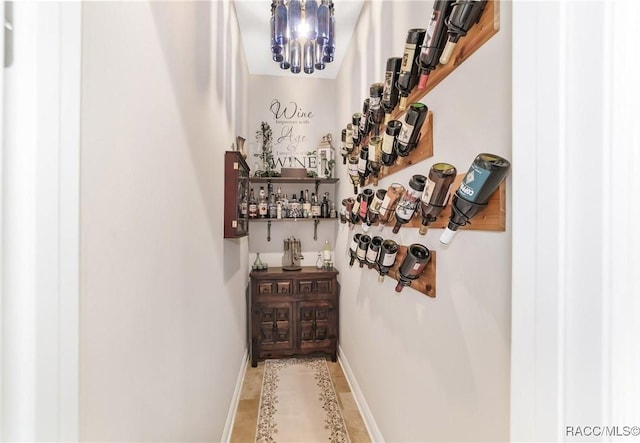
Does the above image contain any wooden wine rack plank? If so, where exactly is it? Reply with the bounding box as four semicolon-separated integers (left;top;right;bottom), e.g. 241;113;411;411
403;173;506;232
386;247;436;298
365;111;434;186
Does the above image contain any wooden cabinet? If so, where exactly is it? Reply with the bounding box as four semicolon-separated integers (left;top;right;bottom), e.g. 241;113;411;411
249;267;339;367
223;151;250;238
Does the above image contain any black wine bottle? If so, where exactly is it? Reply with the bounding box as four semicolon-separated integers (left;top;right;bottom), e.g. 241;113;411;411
349;233;362;267
356;234;372;268
392;174;427;233
369;82;385;131
357;145;370;186
440;0;487;65
359;99;371;140
396;28;426;110
417;0;455;89
382;57;402;124
366;236;383;269
395;244;431;292
376;239;398;282
366;189;386;228
381;120;402;167
440;153;511;244
419;162;457;235
352;113;361;147
396;103;428;159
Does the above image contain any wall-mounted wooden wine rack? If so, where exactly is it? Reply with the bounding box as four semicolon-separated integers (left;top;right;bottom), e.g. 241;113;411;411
361;0;500;185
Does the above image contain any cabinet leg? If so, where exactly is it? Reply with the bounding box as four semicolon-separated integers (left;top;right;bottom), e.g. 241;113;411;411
331;352;337;362
251;358;258;368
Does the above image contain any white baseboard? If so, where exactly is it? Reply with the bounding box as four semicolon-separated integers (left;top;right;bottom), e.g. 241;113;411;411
338;345;384;442
221;348;249;443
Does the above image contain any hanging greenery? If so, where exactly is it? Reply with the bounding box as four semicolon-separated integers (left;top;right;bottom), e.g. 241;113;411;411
254;121;280;177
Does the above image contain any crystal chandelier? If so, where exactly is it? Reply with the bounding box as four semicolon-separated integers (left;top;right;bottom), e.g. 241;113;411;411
270;0;335;74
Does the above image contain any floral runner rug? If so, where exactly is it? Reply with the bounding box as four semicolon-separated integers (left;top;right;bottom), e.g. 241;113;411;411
256;357;350;443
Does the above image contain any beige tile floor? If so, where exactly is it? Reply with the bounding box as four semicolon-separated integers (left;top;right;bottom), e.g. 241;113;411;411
230;358;372;443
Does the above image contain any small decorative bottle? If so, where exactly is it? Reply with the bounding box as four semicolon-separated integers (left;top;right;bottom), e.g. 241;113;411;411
316;252;323;269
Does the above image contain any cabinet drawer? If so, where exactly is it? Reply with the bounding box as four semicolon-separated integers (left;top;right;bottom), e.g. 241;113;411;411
257;280;293;295
296;278;334;294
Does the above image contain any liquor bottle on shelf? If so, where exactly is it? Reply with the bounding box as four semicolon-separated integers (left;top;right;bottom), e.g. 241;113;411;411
311;193;321;217
356;234;372;268
366;189;385;229
419;162;457;235
276;200;283;219
396;102;429;161
289;193;300;218
395;243;431;292
359;188;375;225
352;113;362;147
369;82;385;132
378;183;405;228
282;193;290;218
359;99;371;141
240;189;248;218
357;145;370;186
316;252;323;269
258;187;268;219
382;57;402;124
366;236;383;269
269;193;278;219
440;0;487;65
367;136;383;186
381;120;402;169
302;189;311;217
340;128;353;164
330;201;337;219
347;155;360;194
417;0;455;90
321;192;330;218
248;188;257;219
349;233;362;267
441;153;511;244
396;28;426;111
392;174;427;233
376;239;398;282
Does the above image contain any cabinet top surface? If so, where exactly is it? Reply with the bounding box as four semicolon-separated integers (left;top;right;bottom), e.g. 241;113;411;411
250;266;339;278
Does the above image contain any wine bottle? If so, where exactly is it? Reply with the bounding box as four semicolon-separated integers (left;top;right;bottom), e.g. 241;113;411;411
341;197;354;225
288;0;302;40
366;136;382;186
305;0;319;40
357;145;370;186
303;39;315;74
381;120;402;167
290;39;302;74
303;189;311;217
352;113;362;147
440;0;487;65
317;0;331;45
376;239;398;282
417;0;455;89
340;128;352;164
382;57;402;124
395;244;431;292
378;183;405;226
369;82;385;131
366;189;386;228
273;0;288;47
323;2;336;63
366;236;383;269
311;193;321;217
359;99;371;141
392;174;427;233
359;188;375;225
269;193;278;219
258;186;268;219
356;234;372;268
248;188;257;219
419;162;457;235
350;193;361;226
441;153;511;244
396;28;426;111
321;192;330;218
349;233;362;267
280;41;291;70
271;1;284;61
240;190;248;218
396;102;428;160
322;239;332;267
347;155;360;194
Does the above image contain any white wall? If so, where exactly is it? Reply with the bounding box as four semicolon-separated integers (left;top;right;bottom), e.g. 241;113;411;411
80;2;249;441
334;1;512;441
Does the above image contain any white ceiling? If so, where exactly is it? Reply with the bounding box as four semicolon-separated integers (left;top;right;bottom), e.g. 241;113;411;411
234;0;364;79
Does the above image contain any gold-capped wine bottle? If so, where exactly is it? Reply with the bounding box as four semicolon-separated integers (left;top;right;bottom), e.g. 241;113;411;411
419;162;457;235
392;175;427;233
396;28;426;110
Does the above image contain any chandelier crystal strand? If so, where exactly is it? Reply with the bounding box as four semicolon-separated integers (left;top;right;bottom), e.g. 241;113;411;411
270;0;335;74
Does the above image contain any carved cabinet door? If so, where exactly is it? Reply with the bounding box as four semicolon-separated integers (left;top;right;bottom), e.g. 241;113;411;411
297;301;336;350
254;302;294;351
